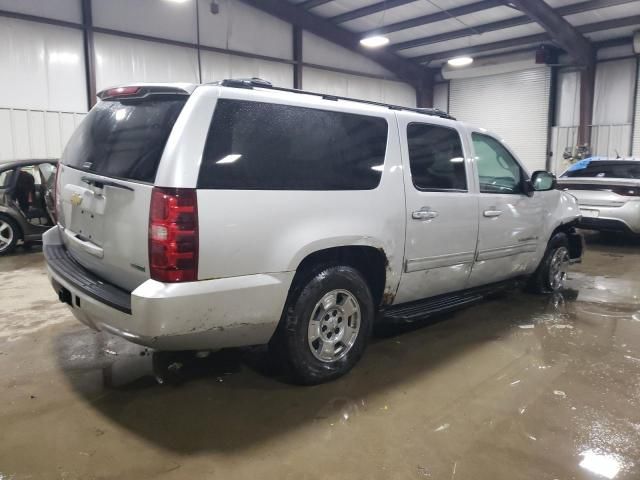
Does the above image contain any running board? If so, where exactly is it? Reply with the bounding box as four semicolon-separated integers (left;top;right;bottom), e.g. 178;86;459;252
383;280;521;323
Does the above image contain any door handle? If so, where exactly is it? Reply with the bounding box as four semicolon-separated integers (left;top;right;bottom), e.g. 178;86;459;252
483;209;503;218
412;207;439;220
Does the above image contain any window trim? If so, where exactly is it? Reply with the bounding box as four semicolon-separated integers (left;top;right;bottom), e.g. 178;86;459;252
472;132;527;196
406;121;468;194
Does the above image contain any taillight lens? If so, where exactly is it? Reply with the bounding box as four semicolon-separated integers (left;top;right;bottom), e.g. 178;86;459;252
149;188;198;283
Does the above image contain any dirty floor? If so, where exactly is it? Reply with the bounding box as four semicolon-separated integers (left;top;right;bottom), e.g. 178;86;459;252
1;234;639;480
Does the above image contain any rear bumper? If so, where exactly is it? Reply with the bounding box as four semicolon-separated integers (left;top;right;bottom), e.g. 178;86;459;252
575;200;640;234
43;227;294;350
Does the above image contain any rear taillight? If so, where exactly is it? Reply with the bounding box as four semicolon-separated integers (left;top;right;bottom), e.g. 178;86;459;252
149;188;198;283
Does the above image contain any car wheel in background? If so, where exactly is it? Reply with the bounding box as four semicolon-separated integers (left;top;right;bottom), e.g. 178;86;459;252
0;216;20;256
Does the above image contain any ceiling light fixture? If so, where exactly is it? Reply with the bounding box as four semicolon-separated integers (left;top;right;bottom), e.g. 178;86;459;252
360;36;390;48
447;56;474;67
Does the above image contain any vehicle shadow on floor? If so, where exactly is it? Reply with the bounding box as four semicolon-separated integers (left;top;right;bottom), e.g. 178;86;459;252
53;288;568;454
581;230;640;249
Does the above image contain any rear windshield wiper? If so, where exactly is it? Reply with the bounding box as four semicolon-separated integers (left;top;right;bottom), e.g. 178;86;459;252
81;176;134;192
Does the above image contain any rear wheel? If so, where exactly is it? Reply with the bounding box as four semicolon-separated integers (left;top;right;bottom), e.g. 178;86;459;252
527;233;570;294
0;216;19;256
271;265;374;385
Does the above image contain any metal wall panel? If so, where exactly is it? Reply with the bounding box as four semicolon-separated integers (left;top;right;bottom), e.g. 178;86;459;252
633;61;640;157
593;58;636;126
0;0;81;23
0;108;85;161
302;67;415;107
449;68;552;172
433;83;449;112
591;58;636;157
94;33;199;92
200;51;293;87
198;0;292;60
303;32;393;77
0;17;87;112
92;0;197;44
555;70;580;128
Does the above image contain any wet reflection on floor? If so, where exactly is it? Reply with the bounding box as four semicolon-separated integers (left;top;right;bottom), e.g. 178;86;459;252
0;232;639;479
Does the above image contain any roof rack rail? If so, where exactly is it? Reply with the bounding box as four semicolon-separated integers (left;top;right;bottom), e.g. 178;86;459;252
212;78;456;120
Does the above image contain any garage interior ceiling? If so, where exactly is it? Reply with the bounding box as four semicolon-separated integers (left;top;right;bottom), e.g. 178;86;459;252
280;0;640;66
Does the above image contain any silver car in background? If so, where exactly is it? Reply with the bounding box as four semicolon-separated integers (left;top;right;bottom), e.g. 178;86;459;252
558;158;640;235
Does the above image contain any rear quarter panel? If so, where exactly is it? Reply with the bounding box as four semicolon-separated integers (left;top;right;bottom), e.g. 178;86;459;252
175;87;406;295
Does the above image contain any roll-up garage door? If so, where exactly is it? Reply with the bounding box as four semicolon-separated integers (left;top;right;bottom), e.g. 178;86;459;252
449;68;551;172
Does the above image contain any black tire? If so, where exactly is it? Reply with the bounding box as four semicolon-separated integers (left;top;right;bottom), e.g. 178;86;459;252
527;232;570;294
0;215;20;256
271;265;374;385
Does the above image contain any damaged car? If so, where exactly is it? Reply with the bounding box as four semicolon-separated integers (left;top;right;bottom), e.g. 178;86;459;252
0;159;57;255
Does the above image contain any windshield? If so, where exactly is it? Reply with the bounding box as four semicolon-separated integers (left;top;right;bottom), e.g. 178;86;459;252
562;160;640;179
62;97;187;183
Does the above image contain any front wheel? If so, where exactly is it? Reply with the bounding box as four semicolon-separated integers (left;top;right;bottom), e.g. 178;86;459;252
271;265;374;385
527;233;570;294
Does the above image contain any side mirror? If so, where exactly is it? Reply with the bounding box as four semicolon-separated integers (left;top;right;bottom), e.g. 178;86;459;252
530;170;557;192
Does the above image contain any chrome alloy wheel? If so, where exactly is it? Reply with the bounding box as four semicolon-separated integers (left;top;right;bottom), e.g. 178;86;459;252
307;289;361;362
549;246;570;291
0;220;14;253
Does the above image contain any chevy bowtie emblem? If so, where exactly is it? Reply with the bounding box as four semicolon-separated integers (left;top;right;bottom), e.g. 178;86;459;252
70;193;83;207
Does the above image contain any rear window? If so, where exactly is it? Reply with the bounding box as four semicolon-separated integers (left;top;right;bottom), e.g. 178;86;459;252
198;99;388;190
62;97;187;183
562;161;640;179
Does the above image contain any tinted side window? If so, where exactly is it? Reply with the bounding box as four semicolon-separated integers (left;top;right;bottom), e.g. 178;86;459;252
198;100;388;190
407;123;466;191
472;133;524;194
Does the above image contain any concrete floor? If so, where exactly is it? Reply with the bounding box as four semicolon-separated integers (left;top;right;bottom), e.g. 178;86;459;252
1;234;639;480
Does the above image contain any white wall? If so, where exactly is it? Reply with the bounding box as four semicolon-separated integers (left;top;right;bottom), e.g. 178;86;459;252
555;70;580;128
302;68;416;107
633;60;640;157
201;51;293;87
591;58;636;157
433;83;449;112
0;109;85;161
94;33;199;91
0;0;418;161
0;17;86;112
198;0;292;60
0;0;81;23
0;16;87;160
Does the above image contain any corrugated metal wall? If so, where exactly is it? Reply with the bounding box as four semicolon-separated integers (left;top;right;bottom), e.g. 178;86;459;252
633;60;640;157
591;58;636;158
0;0;417;162
449;68;552;172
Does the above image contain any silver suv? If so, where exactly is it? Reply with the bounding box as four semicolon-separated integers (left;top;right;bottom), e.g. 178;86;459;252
44;79;583;384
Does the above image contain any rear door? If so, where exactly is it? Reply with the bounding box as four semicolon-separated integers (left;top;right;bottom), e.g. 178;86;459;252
467;131;543;287
394;115;479;304
57;91;188;291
